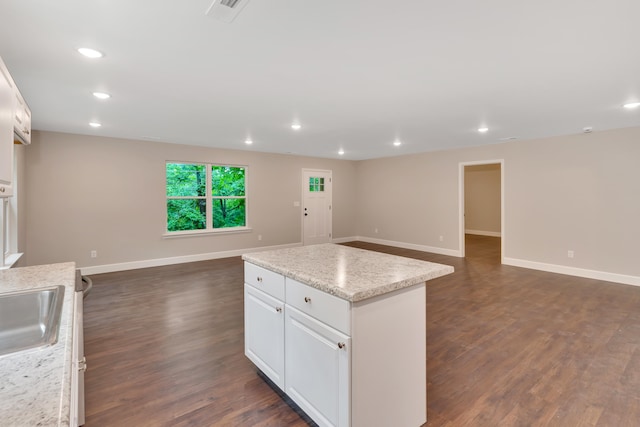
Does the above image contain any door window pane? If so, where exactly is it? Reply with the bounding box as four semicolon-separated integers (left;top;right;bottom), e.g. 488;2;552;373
309;177;325;192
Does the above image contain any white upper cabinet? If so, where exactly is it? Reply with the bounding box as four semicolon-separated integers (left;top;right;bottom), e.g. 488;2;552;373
0;58;15;197
0;56;30;197
14;89;31;145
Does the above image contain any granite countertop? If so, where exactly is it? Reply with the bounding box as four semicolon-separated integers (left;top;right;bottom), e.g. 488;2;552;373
242;244;454;302
0;262;77;427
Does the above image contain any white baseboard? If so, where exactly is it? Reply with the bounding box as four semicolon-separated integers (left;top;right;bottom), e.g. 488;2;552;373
503;257;640;287
80;237;640;289
79;236;460;275
332;236;358;243
465;229;502;237
80;242;303;275
354;236;462;257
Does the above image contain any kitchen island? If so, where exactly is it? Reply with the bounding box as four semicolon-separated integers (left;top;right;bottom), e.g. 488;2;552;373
242;243;454;427
0;262;78;427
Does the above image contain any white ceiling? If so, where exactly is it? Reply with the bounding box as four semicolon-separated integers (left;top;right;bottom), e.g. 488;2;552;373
1;0;639;160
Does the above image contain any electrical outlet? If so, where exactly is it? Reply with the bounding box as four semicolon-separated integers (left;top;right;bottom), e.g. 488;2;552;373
374;228;378;234
91;250;97;258
258;235;262;241
439;236;444;242
567;250;574;258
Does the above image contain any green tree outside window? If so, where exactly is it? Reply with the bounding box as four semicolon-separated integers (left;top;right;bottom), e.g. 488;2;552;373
166;163;246;232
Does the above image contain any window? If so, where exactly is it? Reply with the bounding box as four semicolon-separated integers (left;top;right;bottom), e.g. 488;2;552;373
166;163;247;234
308;176;325;192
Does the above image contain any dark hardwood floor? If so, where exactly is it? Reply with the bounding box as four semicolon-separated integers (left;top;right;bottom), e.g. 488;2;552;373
83;236;640;426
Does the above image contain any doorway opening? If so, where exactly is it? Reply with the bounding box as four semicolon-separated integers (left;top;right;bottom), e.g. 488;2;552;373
459;160;504;262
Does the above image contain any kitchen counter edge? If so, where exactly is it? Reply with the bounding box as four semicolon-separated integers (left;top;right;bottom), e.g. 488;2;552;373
242;244;454;302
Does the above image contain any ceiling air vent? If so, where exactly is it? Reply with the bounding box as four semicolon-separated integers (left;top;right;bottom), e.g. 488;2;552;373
220;0;241;7
205;0;250;23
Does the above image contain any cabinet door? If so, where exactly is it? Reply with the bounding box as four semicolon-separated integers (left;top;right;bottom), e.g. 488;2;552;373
0;61;14;196
14;91;31;144
285;305;350;427
70;290;85;427
244;284;285;389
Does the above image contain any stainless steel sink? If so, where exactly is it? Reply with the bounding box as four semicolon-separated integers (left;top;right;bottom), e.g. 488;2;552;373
0;286;66;357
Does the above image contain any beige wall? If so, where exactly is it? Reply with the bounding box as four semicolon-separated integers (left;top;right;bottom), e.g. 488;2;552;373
505;128;639;277
21;126;640;283
356;126;640;279
464;163;501;235
22;131;357;268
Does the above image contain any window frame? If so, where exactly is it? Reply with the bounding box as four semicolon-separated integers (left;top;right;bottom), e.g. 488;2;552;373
164;161;250;237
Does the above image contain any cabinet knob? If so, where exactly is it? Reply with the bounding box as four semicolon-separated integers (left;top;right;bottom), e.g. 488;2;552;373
24;129;30;135
304;296;311;303
257;276;263;282
276;307;282;313
0;187;5;193
338;342;346;350
79;357;88;371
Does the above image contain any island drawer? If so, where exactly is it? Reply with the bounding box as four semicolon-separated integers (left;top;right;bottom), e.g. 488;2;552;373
244;263;285;300
285;278;350;335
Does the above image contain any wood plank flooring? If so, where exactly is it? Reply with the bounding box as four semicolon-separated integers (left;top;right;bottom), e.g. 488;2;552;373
83;236;640;426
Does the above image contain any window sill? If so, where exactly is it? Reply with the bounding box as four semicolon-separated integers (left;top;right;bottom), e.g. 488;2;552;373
1;252;24;270
162;227;253;239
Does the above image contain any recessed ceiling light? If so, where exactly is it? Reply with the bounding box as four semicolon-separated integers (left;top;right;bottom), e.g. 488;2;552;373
393;140;402;147
245;138;253;145
291;123;302;130
478;127;489;133
77;48;104;58
338;149;345;155
92;92;111;99
623;102;640;109
89;122;102;128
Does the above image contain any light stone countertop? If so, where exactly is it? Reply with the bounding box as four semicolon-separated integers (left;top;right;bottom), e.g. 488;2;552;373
242;244;454;302
0;262;77;427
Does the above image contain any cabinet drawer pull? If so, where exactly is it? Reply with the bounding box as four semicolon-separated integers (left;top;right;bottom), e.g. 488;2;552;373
304;296;311;303
338;342;346;350
257;276;263;282
275;307;282;313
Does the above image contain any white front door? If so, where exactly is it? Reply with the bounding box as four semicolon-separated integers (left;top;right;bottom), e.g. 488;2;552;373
302;169;332;246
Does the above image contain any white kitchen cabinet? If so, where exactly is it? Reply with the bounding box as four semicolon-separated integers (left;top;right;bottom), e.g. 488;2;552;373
244;283;285;389
0;58;15;197
285;305;350;427
244;252;436;427
13;90;31;145
70;286;86;426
